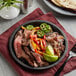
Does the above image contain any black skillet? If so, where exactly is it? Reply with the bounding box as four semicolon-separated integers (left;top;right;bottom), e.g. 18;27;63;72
9;20;68;70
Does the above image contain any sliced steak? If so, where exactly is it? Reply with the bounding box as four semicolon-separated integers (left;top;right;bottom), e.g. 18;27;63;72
23;47;38;67
22;38;30;46
14;30;23;58
23;29;32;39
14;31;34;67
14;36;23;58
22;29;32;46
31;52;49;67
15;30;23;38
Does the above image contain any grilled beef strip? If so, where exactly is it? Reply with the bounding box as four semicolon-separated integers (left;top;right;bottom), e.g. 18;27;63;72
14;30;36;67
22;29;32;46
23;47;38;67
31;52;49;67
15;30;23;38
14;30;23;58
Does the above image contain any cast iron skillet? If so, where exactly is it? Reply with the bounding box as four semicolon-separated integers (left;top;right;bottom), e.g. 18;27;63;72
9;20;68;70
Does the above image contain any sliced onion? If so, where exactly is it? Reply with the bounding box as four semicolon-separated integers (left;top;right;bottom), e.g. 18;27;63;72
30;40;35;51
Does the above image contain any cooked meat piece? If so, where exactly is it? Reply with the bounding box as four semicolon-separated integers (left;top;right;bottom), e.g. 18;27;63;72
46;32;58;42
14;36;23;58
23;47;33;58
46;32;64;56
23;47;38;67
15;30;23;38
14;32;36;67
31;52;49;67
59;42;65;51
57;35;64;42
57;35;65;51
22;38;30;46
20;51;34;67
14;30;23;58
46;32;64;42
33;61;38;67
54;48;60;57
23;29;32;39
22;29;32;46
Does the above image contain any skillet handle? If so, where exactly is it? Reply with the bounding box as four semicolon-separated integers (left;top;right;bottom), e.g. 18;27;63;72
54;57;69;76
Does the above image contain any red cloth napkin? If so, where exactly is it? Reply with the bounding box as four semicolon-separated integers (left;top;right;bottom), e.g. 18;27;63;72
0;8;76;76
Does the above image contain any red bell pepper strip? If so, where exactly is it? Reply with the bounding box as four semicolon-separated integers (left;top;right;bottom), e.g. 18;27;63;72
33;38;39;45
40;39;46;52
43;35;46;40
35;49;38;53
42;39;46;48
35;49;43;55
30;35;37;39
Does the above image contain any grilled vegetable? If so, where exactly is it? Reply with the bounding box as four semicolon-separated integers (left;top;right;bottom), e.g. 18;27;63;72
26;25;34;30
42;39;46;48
32;27;40;30
40;23;51;33
37;30;45;37
40;40;45;52
30;39;40;51
43;35;46;39
33;38;39;45
30;35;37;39
21;26;26;30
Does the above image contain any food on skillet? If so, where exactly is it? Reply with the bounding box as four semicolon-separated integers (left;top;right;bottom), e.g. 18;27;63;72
14;23;64;67
50;0;76;11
